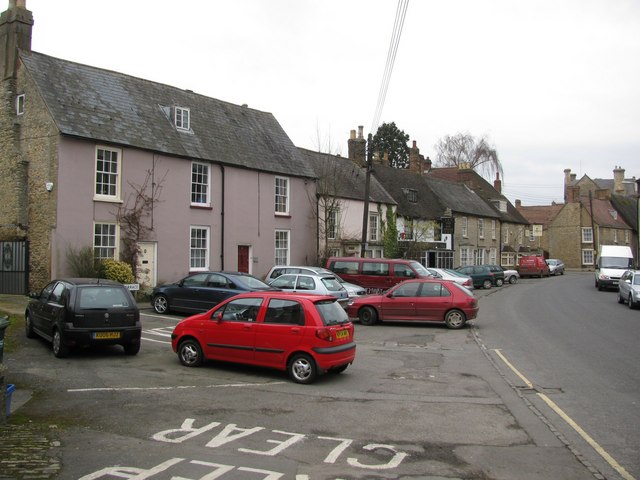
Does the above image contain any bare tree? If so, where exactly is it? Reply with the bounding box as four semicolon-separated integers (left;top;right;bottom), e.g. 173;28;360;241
113;169;166;279
434;133;503;181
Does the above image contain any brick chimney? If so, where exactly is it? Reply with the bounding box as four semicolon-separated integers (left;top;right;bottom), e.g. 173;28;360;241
0;0;33;80
408;140;427;175
613;166;625;194
493;172;502;193
567;186;581;203
347;126;366;168
457;165;476;189
515;199;521;208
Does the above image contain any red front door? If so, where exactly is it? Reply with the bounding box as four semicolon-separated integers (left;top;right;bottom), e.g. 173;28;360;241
237;246;249;273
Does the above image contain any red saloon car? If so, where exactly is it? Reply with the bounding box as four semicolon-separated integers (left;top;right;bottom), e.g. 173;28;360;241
171;291;356;384
346;279;478;329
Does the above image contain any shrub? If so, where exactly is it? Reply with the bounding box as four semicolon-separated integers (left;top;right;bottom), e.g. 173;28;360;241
101;259;135;284
66;246;101;277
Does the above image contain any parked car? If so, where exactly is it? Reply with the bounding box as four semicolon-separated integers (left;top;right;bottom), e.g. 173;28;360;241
325;257;433;292
264;265;366;298
426;267;474;290
25;278;141;358
151;271;273;314
546;259;565;276
617;270;640;309
346;278;478;329
267;273;349;306
502;268;520;284
455;265;497;289
518;255;550;278
171;292;356;384
482;265;506;286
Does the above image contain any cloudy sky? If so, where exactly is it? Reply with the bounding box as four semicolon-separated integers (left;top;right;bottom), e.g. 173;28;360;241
23;0;640;205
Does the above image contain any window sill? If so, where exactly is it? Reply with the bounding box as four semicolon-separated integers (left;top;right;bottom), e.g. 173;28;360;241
275;213;291;218
191;204;213;210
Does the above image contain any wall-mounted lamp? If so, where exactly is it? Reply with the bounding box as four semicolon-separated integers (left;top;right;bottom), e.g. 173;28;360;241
45;182;54;192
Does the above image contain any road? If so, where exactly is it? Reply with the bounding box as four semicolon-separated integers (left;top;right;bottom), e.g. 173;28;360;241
2;276;631;479
477;272;640;480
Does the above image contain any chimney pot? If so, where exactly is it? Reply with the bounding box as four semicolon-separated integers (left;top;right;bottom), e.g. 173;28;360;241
357;126;364;139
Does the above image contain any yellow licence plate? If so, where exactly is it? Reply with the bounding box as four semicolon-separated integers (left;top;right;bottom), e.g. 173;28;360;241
94;331;121;340
336;329;349;340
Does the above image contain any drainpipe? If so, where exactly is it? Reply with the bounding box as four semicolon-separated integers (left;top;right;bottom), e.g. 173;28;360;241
220;164;225;270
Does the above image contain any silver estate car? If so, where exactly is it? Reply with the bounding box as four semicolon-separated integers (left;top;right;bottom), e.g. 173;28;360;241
617;270;640;309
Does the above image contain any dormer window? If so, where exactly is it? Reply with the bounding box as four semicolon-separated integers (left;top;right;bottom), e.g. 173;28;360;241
403;188;417;203
16;94;25;115
175;107;190;130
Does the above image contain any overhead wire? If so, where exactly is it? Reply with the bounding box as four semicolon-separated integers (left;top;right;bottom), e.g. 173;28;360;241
370;0;409;135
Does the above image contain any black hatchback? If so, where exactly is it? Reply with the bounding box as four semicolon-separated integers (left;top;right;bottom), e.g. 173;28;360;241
25;278;141;358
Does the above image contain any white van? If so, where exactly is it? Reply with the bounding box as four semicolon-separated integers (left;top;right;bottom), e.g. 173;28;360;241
595;245;634;291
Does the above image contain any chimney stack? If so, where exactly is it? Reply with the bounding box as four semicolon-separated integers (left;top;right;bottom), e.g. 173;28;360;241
515;199;521;208
347;125;366;167
408;140;427;175
613;166;625;194
0;0;33;80
493;172;502;193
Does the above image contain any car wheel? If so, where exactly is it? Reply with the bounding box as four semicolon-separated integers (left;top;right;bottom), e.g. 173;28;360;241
629;295;637;310
358;306;378;326
496;278;504;287
52;329;69;358
509;276;517;284
153;294;169;314
445;309;466;329
618;291;625;304
25;312;36;338
288;353;317;384
330;364;349;374
123;342;140;355
178;339;203;367
482;280;492;290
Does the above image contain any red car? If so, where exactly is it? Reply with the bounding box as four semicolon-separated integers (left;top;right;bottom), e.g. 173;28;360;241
346;279;478;329
171;292;356;384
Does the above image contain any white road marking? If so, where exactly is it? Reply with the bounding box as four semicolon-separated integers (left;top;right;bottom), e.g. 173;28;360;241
67;381;285;393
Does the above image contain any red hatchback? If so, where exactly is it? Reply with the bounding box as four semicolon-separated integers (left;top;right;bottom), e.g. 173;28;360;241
171;292;356;384
346;279;478;329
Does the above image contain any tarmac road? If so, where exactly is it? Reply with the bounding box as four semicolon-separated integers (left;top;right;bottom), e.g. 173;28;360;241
0;284;604;480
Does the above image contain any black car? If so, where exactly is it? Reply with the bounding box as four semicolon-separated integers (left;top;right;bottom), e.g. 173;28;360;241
455;265;499;289
25;278;141;358
151;271;274;314
482;265;506;286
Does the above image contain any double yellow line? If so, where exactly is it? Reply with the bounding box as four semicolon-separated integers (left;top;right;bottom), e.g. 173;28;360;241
493;349;635;480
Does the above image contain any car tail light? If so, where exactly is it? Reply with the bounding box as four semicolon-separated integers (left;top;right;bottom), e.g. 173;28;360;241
316;328;334;342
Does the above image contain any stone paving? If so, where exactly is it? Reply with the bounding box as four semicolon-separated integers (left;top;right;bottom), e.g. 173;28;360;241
0;422;61;479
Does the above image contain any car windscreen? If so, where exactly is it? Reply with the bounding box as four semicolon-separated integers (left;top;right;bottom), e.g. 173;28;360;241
600;257;633;268
410;261;430;276
314;300;349;325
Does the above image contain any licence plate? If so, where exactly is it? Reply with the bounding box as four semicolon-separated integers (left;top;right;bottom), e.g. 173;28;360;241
336;329;349;340
93;331;121;340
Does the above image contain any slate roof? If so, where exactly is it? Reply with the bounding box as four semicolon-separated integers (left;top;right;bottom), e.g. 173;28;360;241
427;167;528;225
371;165;500;220
609;194;638;231
20;50;315;178
582;197;631;229
297;148;395;205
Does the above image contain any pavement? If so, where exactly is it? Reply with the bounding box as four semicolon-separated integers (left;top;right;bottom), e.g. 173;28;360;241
0;290;605;480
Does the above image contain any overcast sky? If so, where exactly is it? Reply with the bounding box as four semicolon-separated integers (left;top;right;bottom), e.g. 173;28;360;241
22;0;640;205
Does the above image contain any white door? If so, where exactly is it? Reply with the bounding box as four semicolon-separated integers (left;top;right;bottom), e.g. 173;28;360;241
136;242;157;288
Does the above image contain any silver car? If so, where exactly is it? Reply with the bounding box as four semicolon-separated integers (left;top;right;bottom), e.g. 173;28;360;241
546;259;565;276
268;273;349;306
617;270;640;309
264;265;366;298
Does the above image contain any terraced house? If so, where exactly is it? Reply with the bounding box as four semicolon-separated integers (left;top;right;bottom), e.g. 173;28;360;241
0;1;317;292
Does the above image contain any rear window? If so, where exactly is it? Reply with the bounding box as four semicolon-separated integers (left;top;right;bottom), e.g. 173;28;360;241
78;286;132;309
450;282;475;297
320;277;343;292
314;300;349;325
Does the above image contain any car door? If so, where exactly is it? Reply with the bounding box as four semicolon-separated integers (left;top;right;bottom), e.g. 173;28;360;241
171;273;210;312
202;297;262;362
253;297;306;367
414;282;452;321
380;281;420;320
29;281;56;333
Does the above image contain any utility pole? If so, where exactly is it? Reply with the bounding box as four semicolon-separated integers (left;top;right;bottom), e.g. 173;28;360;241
360;133;373;257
